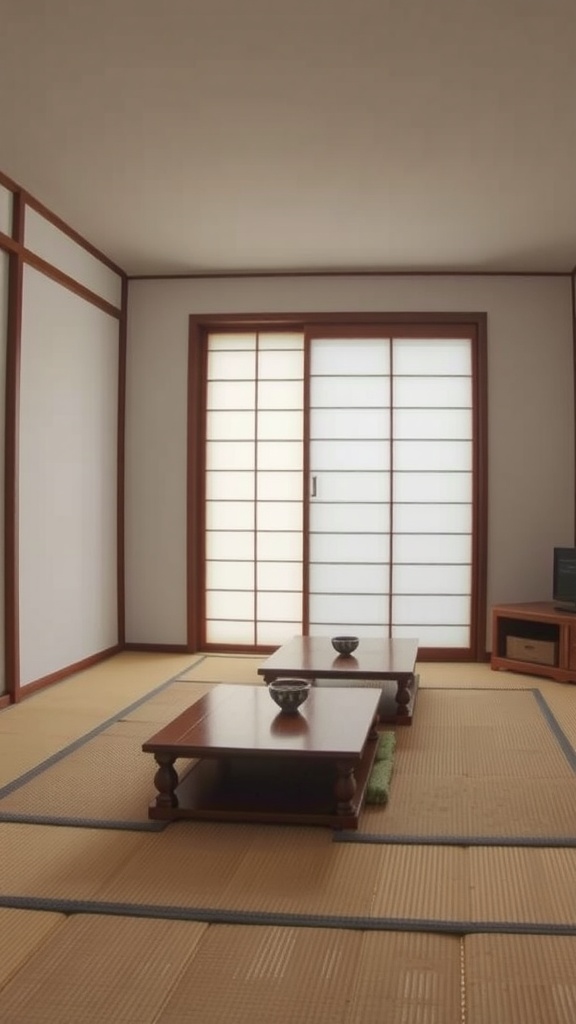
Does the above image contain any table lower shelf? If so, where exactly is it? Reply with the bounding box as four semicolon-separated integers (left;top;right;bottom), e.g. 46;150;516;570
148;734;379;830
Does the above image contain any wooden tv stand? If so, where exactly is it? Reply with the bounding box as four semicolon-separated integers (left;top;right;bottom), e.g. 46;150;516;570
491;602;576;684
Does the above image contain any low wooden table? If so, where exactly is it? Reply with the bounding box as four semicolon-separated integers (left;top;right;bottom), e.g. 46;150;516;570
142;684;381;829
258;636;419;725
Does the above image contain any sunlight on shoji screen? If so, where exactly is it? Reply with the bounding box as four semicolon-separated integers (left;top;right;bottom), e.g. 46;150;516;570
308;337;391;637
392;339;472;646
205;332;304;645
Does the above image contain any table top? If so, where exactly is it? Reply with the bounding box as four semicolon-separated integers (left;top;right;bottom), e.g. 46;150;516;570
258;635;419;680
142;684;381;760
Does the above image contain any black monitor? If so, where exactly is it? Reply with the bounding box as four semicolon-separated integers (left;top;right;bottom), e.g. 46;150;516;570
553;547;576;612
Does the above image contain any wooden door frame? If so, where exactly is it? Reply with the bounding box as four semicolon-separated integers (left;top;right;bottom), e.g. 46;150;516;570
187;312;488;660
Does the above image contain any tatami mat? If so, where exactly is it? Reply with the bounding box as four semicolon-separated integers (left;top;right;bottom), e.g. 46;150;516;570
177;654;264;684
1;654;575;1022
0;915;466;1024
355;688;576;841
0;653;201;786
0;680;211;826
2;816;574;934
0;908;64;990
465;933;576;1024
0;914;208;1024
360;776;576;840
0;733;173;823
1;912;575;1023
469;847;576;925
0;823;143;901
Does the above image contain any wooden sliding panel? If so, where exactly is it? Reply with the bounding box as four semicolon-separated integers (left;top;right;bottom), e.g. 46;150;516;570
308;336;392;637
308;332;474;652
204;331;304;648
392;338;473;649
0;249;8;695
18;266;119;687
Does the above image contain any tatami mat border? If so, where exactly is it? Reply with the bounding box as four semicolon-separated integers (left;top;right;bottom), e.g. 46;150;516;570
0;656;206;802
0;895;575;937
334;833;576;847
531;687;576;770
0;812;167;831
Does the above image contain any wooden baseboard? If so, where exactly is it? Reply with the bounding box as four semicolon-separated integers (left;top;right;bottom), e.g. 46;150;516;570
123;642;191;653
14;644;122;702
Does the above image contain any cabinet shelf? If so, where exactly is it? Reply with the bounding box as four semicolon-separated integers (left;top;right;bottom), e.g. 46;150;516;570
491;602;576;684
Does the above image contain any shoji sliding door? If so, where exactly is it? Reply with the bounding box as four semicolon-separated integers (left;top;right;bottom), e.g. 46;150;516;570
308;333;473;648
204;331;304;646
194;319;483;655
308;336;392;636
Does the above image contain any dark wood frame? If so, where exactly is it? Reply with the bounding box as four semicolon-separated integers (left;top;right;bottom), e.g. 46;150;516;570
187;312;488;662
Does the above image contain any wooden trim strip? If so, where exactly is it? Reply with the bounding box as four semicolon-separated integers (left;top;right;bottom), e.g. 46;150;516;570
4;194;25;701
572;270;576;542
0;232;18;255
123;643;191;653
0;169;19;192
24;193;125;277
186;323;206;652
23;248;122;318
471;318;489;660
130;269;571;281
116;277;127;644
188;311;488;327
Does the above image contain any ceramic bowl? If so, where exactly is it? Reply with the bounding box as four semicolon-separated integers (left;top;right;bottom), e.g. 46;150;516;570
268;678;311;713
331;635;359;656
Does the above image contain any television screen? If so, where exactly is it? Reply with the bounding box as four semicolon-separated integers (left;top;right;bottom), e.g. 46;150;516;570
553;547;576;611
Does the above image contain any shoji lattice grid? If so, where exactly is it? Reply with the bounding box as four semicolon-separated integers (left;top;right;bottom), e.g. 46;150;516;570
205;332;304;646
308;336;472;646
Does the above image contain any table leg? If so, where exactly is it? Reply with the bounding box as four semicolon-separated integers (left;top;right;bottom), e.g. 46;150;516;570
395;673;414;717
152;754;179;808
334;760;357;815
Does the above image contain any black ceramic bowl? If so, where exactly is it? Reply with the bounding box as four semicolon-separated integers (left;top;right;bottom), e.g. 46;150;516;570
268;678;311;713
331;635;359;656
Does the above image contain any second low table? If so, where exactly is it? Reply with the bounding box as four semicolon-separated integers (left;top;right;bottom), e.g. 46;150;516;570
258;636;419;725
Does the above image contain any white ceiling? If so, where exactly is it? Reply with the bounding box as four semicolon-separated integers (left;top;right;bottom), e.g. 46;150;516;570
2;0;576;277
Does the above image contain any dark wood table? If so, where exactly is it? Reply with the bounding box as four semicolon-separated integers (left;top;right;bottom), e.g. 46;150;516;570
258;636;419;725
142;684;381;829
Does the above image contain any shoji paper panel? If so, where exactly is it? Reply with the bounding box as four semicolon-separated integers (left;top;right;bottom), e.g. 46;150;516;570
24;208;122;307
0;250;8;694
18;266;119;686
0;186;13;236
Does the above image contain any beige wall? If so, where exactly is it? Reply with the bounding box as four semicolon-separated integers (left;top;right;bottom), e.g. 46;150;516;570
125;274;575;649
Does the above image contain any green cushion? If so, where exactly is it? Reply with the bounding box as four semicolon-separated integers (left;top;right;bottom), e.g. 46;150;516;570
366;731;396;805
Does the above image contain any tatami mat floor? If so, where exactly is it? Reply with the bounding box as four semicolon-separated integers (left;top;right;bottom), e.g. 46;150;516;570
0;652;575;1022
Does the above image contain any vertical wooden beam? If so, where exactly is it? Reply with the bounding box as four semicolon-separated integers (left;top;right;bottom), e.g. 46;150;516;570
116;274;128;645
572;269;576;543
186;322;206;652
4;193;24;702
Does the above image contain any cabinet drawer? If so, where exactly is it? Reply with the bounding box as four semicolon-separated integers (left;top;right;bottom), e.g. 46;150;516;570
506;636;557;666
